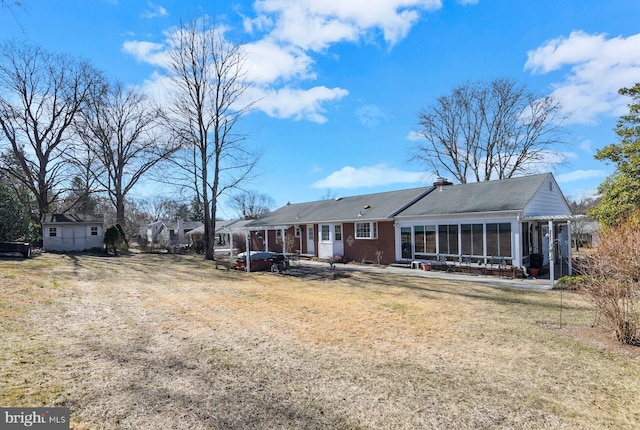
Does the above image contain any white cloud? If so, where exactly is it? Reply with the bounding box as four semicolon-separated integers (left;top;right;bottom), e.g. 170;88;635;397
242;40;315;84
525;31;640;124
142;2;168;19
578;139;593;154
355;104;387;128
458;0;479;4
555;169;607;183
252;85;348;123
405;130;423;141
122;40;167;67
312;164;429;189
123;0;446;124
254;0;442;50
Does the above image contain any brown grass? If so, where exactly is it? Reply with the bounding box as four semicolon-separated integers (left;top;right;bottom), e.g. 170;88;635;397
2;252;640;429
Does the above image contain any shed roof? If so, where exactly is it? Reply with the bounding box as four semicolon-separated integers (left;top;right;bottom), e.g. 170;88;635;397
41;213;104;224
246;186;434;228
396;173;552;217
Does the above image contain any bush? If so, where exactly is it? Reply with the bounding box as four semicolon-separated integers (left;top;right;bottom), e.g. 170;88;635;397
580;217;640;345
104;224;129;255
555;275;589;291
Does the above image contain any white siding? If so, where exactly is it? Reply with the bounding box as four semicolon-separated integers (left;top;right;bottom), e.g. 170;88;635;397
43;223;104;252
523;176;571;217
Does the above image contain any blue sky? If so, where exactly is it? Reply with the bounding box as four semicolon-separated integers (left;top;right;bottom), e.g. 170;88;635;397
2;0;640;218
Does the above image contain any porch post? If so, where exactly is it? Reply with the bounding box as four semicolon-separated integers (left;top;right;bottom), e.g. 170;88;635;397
567;220;573;276
548;219;554;288
264;228;269;252
228;232;233;265
282;227;286;255
245;231;251;272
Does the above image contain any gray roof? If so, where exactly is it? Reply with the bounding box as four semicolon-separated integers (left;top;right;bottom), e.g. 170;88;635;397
186;219;251;236
396;173;551;217
246;187;433;228
41;213;104;224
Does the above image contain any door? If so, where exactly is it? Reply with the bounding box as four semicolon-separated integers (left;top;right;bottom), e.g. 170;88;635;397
306;224;315;255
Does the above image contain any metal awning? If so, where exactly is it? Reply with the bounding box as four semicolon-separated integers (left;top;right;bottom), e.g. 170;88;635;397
521;215;584;222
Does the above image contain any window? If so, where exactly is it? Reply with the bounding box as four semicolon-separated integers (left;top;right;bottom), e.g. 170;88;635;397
461;224;483;256
335;225;342;241
438;224;458;255
414;226;425;253
425;225;436;253
411;225;437;258
49;227;57;237
321;225;330;241
91;226;98;236
486;223;512;257
295;226;301;238
355;222;377;239
307;226;314;240
401;227;412;259
276;229;283;240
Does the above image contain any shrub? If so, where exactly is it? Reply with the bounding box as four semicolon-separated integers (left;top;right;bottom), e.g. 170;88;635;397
581;217;640;345
555;275;589;291
104;224;128;255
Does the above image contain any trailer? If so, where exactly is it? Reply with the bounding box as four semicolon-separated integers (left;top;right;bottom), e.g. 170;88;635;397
0;241;32;258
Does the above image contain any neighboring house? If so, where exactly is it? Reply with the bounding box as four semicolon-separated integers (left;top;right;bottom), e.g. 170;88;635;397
570;216;599;249
140;219;203;245
41;213;105;252
185;219;251;247
244;173;575;275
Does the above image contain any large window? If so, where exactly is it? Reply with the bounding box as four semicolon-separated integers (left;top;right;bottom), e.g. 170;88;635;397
91;226;98;236
49;227;57;237
438;224;458;255
355;222;377;239
461;224;483;256
404;221;511;261
486;223;511;257
413;225;436;257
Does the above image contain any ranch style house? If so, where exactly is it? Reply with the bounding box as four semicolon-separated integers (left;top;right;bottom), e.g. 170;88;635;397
243;173;574;276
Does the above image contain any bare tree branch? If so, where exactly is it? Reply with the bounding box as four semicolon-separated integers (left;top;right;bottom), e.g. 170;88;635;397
413;78;567;183
0;41;103;222
163;17;260;260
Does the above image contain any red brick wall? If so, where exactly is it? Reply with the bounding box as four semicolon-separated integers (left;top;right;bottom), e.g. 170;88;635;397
341;221;396;265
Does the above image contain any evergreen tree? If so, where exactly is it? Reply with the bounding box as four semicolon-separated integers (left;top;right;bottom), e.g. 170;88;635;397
590;83;640;226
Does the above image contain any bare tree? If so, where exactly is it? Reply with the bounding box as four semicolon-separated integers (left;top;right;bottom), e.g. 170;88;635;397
75;81;179;226
164;18;259;260
0;41;103;222
228;190;274;220
413;78;566;183
136;196;191;222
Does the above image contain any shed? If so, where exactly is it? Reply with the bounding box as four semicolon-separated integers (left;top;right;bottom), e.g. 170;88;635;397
41;213;105;252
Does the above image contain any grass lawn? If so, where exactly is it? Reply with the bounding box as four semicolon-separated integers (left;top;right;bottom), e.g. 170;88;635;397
1;252;639;429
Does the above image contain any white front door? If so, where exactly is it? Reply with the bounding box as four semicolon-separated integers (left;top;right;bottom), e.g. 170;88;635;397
306;224;315;255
